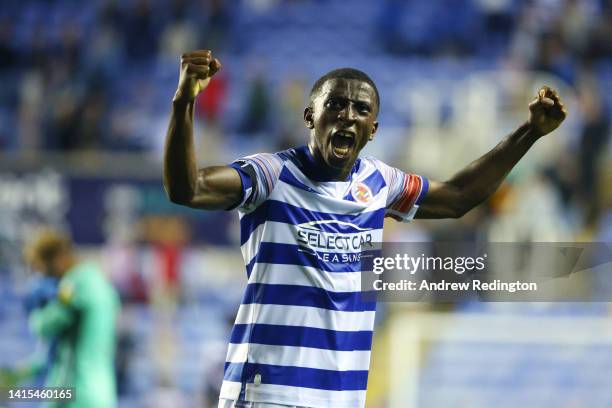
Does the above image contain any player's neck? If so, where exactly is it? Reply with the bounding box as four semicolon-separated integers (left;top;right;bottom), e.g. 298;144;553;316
307;143;354;181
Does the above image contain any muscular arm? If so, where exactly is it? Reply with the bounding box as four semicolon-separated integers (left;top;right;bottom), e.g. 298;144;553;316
163;99;242;209
416;86;567;219
416;122;539;218
163;50;243;210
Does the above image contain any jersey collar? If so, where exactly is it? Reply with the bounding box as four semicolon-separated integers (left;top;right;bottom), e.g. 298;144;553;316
293;145;361;182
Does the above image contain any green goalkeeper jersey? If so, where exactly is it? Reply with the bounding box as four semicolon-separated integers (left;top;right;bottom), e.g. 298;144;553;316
29;261;120;408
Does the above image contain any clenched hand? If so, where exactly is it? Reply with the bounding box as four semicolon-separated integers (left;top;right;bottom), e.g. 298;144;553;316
173;50;221;103
528;86;568;137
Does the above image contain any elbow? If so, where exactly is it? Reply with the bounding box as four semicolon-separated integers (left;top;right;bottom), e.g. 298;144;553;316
167;193;192;206
452;196;490;218
164;186;193;206
451;206;469;219
449;199;475;219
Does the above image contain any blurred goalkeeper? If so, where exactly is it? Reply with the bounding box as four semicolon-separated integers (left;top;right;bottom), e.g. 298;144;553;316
5;229;120;408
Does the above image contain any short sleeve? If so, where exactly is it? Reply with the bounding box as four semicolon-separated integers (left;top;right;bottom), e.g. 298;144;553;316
227;152;285;212
368;158;428;222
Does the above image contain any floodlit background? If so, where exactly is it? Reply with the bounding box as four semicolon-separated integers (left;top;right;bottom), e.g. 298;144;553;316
1;0;611;406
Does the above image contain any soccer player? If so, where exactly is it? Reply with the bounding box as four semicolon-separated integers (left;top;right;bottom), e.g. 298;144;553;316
22;229;120;408
164;50;567;408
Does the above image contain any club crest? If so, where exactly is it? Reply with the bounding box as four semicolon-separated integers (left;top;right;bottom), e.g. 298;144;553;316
351;182;373;204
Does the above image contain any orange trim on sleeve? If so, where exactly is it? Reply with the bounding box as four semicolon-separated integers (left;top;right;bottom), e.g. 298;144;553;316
392;174;422;213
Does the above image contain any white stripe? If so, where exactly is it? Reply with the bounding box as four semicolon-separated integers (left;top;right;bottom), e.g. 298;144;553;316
244;383;366;408
283;159;380;196
225;342;249;363
233;303;376;331
271;179;388;215
240;221;266;265
219;381;242;401
247;263;365;292
386;204;420;223
225;343;371;371
267;162;388;215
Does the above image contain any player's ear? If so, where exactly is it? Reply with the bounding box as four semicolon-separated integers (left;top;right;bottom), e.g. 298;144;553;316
304;107;314;129
368;121;378;141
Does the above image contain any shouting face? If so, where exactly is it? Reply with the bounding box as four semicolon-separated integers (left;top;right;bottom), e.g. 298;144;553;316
304;78;379;180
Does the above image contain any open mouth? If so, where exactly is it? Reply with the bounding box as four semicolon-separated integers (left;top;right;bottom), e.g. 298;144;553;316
331;130;355;157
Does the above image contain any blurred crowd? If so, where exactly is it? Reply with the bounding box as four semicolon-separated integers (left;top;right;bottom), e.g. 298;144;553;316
0;0;609;146
0;0;610;290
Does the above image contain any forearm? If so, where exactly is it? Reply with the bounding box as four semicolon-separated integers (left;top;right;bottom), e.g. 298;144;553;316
29;302;74;339
163;99;199;204
448;122;541;213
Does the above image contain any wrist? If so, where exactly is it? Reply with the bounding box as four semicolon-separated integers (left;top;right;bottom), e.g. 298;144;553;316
172;95;194;110
172;89;195;106
524;121;545;141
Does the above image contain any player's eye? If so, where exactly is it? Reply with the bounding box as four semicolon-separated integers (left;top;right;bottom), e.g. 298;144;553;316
326;98;345;110
356;103;371;114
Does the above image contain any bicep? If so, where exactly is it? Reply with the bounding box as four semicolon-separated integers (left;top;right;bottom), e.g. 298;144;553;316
415;180;464;219
184;166;244;210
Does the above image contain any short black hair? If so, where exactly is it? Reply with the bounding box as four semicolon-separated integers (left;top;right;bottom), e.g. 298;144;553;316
309;68;380;111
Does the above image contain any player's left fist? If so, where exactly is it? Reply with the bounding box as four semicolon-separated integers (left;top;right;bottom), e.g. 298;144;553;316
528;86;568;136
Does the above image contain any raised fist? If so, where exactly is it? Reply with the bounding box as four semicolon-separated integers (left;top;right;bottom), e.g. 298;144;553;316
528;86;568;137
174;50;221;103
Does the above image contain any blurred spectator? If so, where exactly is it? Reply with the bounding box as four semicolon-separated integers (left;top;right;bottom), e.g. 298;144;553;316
586;5;612;60
576;77;610;227
534;32;576;85
239;71;272;134
159;0;199;58
196;73;228;125
122;0;159;60
43;58;84;150
20;228;119;408
1;274;62;386
476;0;516;43
141;215;191;306
57;22;83;78
376;0;429;55
205;0;232;51
558;0;596;56
0;19;17;73
17;71;45;151
276;75;308;149
22;23;50;74
84;1;123;83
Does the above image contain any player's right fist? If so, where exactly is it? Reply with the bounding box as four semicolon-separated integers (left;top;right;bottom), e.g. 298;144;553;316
173;50;221;103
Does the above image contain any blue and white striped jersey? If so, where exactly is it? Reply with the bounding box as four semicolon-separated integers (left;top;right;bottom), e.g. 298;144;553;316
220;145;428;408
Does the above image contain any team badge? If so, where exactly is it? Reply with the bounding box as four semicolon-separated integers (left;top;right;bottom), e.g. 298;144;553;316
351;182;373;204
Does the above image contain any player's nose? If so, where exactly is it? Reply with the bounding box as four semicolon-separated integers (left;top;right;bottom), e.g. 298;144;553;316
338;104;357;123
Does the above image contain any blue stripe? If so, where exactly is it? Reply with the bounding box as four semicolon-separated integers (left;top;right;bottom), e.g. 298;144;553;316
278;167;318;194
245;255;257;278
240;200;385;245
228;163;253;210
241;283;377;311
416;177;429;205
343;169;387;202
251;242;379;273
229;323;373;351
224;362;369;391
223;361;245;382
